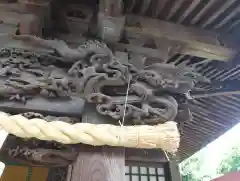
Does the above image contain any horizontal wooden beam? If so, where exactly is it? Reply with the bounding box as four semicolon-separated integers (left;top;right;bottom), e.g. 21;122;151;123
0;3;21;13
58;34;168;60
0;11;22;26
73;146;167;167
191;80;240;98
192;90;240;98
0;138;167;167
0;97;85;117
0;11;41;35
125;148;167;167
0;4;235;61
124;15;235;61
112;43;169;60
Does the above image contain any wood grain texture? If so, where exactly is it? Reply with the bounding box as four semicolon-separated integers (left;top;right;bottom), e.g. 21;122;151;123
125;15;235;61
125;148;167;167
68;104;125;181
68;147;125;181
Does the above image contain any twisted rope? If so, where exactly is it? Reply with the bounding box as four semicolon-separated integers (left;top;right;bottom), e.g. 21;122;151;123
0;112;180;153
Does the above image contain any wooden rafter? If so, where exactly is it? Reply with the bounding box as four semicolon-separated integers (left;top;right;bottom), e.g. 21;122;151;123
124;15;235;61
0;2;235;61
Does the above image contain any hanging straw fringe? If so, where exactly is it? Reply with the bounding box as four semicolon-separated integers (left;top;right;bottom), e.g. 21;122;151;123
0;112;180;153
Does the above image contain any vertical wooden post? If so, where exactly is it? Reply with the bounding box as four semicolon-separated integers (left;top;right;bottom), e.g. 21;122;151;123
164;155;181;181
18;0;51;36
67;147;125;181
97;0;125;42
66;104;125;181
19;14;41;35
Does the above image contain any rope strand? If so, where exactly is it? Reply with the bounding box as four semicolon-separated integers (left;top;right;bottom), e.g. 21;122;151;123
0;111;180;153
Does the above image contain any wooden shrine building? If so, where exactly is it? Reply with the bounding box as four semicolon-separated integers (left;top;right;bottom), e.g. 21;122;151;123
0;0;240;181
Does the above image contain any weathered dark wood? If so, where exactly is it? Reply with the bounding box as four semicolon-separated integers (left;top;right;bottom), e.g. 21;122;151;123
124;15;235;61
0;2;235;61
0;97;85;117
81;104;168;167
0;11;23;26
19;13;41;35
97;0;124;42
125;148;167;167
0;8;41;35
164;156;181;181
0;138;167;168
0;3;21;13
70;103;124;180
19;0;51;36
82;104;115;124
99;0;122;17
113;43;169;61
66;4;93;35
67;147;125;181
0;1;50;35
58;34;168;60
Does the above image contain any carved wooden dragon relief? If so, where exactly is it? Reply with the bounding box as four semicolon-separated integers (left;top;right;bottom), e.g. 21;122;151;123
0;35;209;166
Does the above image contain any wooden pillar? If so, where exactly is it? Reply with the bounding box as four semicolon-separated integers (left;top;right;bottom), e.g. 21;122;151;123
97;0;125;43
18;0;51;36
164;155;181;181
19;14;41;35
67;147;125;181
66;104;125;181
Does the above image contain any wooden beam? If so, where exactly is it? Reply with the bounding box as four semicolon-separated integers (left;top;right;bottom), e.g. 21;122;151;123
0;3;22;13
125;148;167;167
0;12;19;48
124;15;235;61
19;14;41;35
19;0;51;36
0;140;167;168
191;80;240;98
0;2;47;36
99;0;122;17
97;0;124;42
0;10;40;35
164;156;181;181
0;97;85;117
66;147;125;181
192;90;240;98
112;43;169;60
58;34;168;60
0;11;22;26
